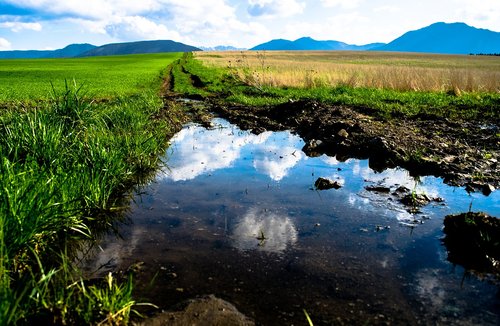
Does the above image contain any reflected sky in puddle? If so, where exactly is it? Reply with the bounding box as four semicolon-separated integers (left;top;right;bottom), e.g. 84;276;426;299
232;206;298;252
83;118;499;325
160;120;305;182
160;118;498;221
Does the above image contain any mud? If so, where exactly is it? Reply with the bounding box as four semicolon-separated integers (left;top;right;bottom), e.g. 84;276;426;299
207;99;498;191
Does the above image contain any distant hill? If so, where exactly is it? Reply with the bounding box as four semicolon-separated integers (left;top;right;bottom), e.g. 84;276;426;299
0;43;96;59
251;37;384;51
199;45;246;51
80;40;201;57
374;22;500;54
0;40;200;59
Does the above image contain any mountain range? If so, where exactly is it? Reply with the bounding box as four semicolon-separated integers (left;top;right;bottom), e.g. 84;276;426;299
251;37;384;51
251;22;500;54
0;40;200;59
0;22;498;59
199;45;245;51
0;43;97;59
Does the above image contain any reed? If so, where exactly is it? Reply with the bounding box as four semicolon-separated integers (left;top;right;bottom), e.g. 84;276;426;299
0;82;174;324
195;51;500;93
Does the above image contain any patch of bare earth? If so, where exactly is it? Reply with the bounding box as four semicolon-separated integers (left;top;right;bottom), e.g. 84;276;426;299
210;100;498;192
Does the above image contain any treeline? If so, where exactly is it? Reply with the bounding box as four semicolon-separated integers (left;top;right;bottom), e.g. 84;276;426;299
469;53;500;56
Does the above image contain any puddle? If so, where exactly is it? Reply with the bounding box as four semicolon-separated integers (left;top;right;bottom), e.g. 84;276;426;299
82;118;500;325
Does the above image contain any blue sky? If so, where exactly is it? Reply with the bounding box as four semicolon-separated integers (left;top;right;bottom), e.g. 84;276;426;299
0;0;498;50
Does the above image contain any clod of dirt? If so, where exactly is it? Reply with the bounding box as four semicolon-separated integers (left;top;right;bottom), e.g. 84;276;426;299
140;295;255;326
337;129;349;139
482;184;496;196
315;177;342;190
399;193;432;207
302;139;325;157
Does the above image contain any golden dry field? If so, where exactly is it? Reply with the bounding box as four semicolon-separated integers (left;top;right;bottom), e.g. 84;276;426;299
195;51;500;93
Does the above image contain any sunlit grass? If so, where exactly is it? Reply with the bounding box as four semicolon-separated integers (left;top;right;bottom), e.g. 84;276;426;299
0;53;183;324
0;53;183;101
175;53;499;122
195;51;500;93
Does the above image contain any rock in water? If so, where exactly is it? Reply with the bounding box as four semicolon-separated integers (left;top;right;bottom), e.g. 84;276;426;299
141;295;255;326
315;177;342;190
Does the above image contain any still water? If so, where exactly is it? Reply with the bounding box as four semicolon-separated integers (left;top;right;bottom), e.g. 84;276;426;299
83;118;499;325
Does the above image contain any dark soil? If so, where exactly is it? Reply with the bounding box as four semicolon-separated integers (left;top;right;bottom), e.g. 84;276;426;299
206;99;499;192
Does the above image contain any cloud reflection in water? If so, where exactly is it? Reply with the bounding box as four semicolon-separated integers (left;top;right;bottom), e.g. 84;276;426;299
160;119;305;181
232;207;298;253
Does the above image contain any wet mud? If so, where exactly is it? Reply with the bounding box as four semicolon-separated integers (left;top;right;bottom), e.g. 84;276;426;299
209;99;498;192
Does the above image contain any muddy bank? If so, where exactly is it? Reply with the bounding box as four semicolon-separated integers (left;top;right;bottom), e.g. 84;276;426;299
208;99;498;191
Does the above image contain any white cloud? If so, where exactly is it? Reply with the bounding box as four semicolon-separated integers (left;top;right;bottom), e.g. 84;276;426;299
0;37;12;50
373;5;400;13
282;12;373;43
6;0;499;49
4;0;265;46
66;18;108;34
160;119;305;182
105;16;181;41
320;0;361;9
0;21;42;32
247;0;305;18
252;141;304;181
454;0;500;31
232;206;298;252
3;0;159;19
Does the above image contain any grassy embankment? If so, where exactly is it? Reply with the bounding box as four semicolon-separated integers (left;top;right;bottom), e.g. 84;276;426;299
175;51;499;122
0;53;184;324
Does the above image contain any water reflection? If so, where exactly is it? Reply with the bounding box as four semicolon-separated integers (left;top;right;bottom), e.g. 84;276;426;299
83;118;499;325
160;119;305;181
252;141;304;181
232;207;298;253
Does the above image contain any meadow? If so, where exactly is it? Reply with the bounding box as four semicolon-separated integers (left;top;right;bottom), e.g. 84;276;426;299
0;53;183;324
0;53;181;101
195;50;500;93
177;52;500;122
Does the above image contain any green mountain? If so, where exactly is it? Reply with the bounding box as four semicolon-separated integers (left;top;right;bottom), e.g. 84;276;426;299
80;40;201;57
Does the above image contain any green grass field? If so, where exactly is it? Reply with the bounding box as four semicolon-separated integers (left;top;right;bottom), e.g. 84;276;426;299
0;53;184;325
177;52;500;122
0;53;182;101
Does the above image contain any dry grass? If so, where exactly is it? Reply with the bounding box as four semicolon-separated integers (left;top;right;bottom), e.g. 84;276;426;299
195;51;500;93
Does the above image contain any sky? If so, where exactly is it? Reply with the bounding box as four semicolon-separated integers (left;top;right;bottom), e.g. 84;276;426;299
0;0;499;50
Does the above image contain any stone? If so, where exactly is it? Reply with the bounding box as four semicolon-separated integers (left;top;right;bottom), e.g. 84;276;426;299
314;177;342;190
337;129;349;139
302;139;325;157
483;184;495;196
140;295;255;326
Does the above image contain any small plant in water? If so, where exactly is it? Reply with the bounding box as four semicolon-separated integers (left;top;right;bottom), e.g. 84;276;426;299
303;309;314;326
256;230;267;246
